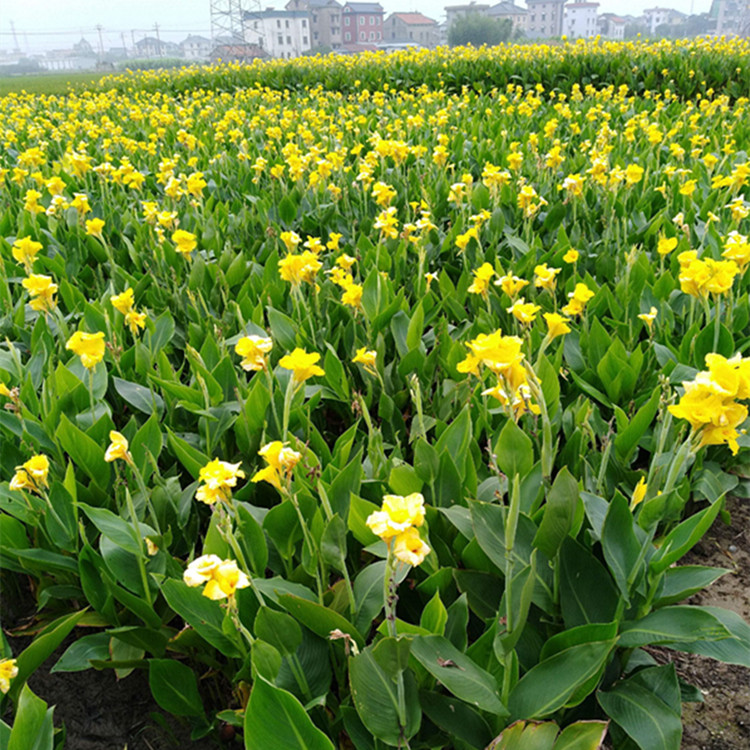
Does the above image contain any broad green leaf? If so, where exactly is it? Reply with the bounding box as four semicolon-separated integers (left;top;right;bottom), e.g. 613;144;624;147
254;606;302;657
410;634;507;715
148;659;204;717
532;467;579;558
559;537;618;628
244;675;335;750
495;418;533;479
508;635;616;719
598;665;682;750
7;685;54;750
601;493;647;603
55;413;109;487
52;633;110;673
278;594;364;648
349;646;421;746
161;579;242;657
618;605;731;648
420;690;493;749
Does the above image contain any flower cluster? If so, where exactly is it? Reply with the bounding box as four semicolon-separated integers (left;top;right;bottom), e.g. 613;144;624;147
366;493;431;566
111;287;148;336
669;353;750;454
10;454;50;494
184;554;250;600
195;458;246;505
251;441;301;490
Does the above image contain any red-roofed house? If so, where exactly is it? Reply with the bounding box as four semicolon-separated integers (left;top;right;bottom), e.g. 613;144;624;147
383;12;439;47
598;12;626;39
342;2;384;45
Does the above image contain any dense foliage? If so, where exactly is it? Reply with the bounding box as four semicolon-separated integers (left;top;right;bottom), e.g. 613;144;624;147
1;39;750;750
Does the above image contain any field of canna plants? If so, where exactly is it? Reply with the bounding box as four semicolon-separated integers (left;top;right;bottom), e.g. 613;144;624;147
2;36;750;750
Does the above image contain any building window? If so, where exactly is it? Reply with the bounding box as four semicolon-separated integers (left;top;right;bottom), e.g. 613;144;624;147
345;31;351;39
287;35;291;43
377;30;381;39
302;19;307;27
303;35;308;43
345;16;350;25
359;16;365;24
370;15;375;24
278;34;284;44
360;30;365;39
277;19;281;27
286;19;290;28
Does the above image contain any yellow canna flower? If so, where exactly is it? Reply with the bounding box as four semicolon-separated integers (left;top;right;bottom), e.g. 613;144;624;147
0;659;19;695
392;527;431;567
22;274;58;312
630;477;647;509
85;217;105;239
507;298;541;325
251;441;302;490
353;347;377;374
341;283;363;308
280;231;302;254
10;454;49;494
534;263;561;292
279;348;325;383
495;273;529;299
563;248;579;264
366;493;426;540
183;555;250;601
172;229;197;256
468;263;495;297
235;335;273;372
196;458;245;505
657;236;678;256
125;310;147;335
12;236;42;271
65;331;106;369
638;307;658;331
110;288;135;315
624;163;644;186
105;431;132;463
336;253;356;271
543;312;571;339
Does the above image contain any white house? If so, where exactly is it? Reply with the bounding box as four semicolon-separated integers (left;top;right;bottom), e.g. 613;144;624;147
642;6;671;32
564;2;600;37
181;35;212;60
598;12;626;38
243;9;312;58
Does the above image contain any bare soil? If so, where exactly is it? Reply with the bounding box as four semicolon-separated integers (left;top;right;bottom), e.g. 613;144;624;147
671;495;750;750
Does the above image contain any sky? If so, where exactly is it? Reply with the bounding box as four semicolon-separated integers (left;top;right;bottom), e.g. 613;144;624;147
2;0;713;54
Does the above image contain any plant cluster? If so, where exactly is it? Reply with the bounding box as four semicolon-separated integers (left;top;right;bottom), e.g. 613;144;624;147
1;40;750;750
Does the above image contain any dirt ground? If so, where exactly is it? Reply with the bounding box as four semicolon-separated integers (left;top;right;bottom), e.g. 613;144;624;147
3;498;749;749
674;495;750;750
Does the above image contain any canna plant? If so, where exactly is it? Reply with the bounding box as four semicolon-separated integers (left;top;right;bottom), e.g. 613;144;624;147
2;38;750;750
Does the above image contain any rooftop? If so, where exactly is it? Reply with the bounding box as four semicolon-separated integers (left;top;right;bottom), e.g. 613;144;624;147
343;2;384;11
389;12;438;24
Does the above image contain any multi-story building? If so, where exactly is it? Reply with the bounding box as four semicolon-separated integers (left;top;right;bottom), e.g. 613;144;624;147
525;0;566;37
383;12;440;47
286;0;343;49
710;0;750;36
342;2;384;45
243;9;312;58
133;36;180;58
563;1;599;37
444;2;491;30
487;1;528;33
181;35;212;60
598;12;626;38
642;7;671;32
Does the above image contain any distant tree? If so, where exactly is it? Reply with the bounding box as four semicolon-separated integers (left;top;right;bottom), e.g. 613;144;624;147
624;21;649;39
448;13;513;47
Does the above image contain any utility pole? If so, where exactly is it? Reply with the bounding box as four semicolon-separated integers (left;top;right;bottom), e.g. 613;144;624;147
154;23;162;56
121;31;127;57
10;20;20;53
96;24;105;61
